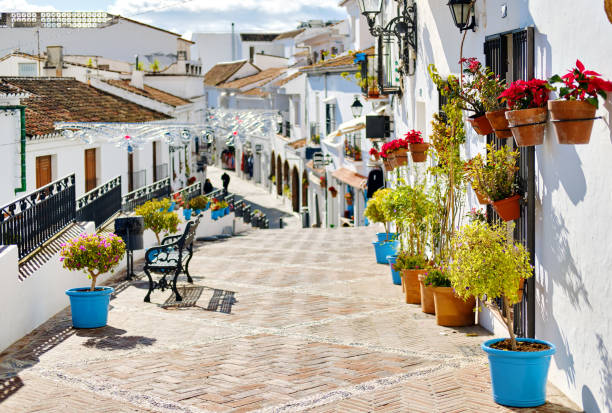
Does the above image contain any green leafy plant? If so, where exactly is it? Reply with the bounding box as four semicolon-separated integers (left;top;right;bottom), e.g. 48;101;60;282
423;268;451;287
283;184;292;199
189;195;209;210
364;188;392;239
134;198;180;244
149;59;161;72
449;221;533;350
466;145;519;202
60;233;126;291
394;251;428;272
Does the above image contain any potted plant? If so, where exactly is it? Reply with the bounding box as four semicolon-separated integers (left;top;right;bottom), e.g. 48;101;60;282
61;233;126;328
464;158;490;205
418;272;435;314
499;78;553;146
319;175;326;188
182;202;193;220
328;186;338;198
449;221;554;407
404;130;429;163
369;147;380;161
135;198;180;244
344;192;353;205
548;60;612;144
424;267;475;326
472;145;521;222
395;252;429;304
189;195;209;215
366;75;379;98
365;188;398;264
387;254;402;285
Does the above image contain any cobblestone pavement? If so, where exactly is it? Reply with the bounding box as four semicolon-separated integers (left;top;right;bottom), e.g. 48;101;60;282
0;225;582;412
205;166;300;229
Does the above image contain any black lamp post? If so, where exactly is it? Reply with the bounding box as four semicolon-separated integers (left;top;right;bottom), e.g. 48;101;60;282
350;96;364;118
447;0;476;32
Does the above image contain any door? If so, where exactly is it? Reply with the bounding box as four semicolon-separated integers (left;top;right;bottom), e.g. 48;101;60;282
84;148;97;192
128;153;134;192
153;141;158;182
485;27;535;338
35;155;52;188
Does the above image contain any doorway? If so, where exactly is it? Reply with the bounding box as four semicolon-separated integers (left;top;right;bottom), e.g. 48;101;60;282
291;167;299;212
84;148;97;192
35;155;52;188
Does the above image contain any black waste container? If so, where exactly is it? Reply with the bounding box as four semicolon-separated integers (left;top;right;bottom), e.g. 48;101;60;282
114;216;144;250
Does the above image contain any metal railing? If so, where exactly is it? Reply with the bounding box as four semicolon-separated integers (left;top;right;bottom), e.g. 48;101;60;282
0;174;76;260
154;163;168;182
76;176;122;229
171;181;202;203
130;169;146;191
122;177;171;212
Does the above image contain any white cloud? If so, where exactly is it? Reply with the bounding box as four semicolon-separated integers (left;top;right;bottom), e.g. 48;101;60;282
0;0;56;11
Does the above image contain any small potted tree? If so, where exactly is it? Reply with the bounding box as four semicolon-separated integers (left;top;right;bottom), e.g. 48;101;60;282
134;198;180;244
189;195;209;215
548;60;612;144
62;233;126;328
500;78;553;146
365;188;398;264
449;221;554;407
470;144;521;222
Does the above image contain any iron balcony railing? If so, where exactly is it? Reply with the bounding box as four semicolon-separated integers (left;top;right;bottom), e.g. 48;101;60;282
0;174;76;260
131;169;146;191
171;181;202;203
122;177;171;212
76;176;122;229
154;163;168;182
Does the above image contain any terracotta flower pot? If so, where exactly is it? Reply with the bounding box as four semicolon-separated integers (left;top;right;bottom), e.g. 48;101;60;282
485;109;513;139
394;148;409;167
373;153;380;161
474;189;489;205
548;100;597;144
467;113;494;136
368;88;380;99
409;143;430;163
418;274;435;314
382;159;392;170
401;269;426;304
432;287;476;327
492;194;521;222
505;107;547;146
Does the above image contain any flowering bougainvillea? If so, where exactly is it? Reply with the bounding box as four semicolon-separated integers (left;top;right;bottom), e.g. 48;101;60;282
549;59;612;108
60;233;126;291
403;130;424;144
499;78;552;110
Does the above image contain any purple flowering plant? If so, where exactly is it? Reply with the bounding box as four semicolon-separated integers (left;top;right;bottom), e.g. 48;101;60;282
60;233;126;291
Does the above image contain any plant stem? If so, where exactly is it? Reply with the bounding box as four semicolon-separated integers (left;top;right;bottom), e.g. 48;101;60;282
503;295;518;351
89;270;99;291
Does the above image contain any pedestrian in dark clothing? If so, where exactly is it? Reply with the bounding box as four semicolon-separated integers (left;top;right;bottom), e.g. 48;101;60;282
221;172;230;194
203;178;214;194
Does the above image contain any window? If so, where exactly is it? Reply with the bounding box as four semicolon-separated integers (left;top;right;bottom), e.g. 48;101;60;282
18;62;37;76
325;103;336;135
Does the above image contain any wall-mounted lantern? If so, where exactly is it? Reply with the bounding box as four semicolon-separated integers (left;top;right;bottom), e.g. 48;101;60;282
350;96;364;118
447;0;476;32
356;0;383;29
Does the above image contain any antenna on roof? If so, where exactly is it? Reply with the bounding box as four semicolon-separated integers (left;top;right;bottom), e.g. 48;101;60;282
231;22;236;61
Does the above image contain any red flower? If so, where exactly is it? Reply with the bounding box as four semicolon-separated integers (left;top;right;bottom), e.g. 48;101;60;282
499;78;551;110
369;148;378;156
403;130;424;144
550;60;612;108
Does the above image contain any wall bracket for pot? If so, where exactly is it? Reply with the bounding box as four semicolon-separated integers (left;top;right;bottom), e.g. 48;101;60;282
509;120;547;128
550;116;602;123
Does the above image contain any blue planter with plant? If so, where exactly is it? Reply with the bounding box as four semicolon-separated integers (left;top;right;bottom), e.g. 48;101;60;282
211;209;218;220
224;206;230;216
194;209;201;216
168;201;176;212
183;209;192;220
60;233;126;328
372;240;398;264
482;338;556;407
386;254;401;285
376;232;397;242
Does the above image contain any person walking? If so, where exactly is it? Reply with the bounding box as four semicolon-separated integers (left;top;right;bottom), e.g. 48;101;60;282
221;172;230;194
203;178;213;194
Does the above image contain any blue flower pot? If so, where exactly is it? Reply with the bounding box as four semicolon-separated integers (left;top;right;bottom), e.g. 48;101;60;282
212;209;218;220
183;209;192;220
168;201;176;212
205;201;211;210
372;240;399;264
482;338;556;407
224;206;230;216
66;287;114;328
386;255;402;285
376;232;397;242
195;209;202;216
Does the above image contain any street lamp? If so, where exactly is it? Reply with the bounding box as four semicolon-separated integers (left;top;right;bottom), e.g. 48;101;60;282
356;0;383;29
447;0;476;32
350;96;364;118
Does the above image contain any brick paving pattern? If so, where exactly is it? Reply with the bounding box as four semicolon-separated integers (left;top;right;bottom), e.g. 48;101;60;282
0;219;582;411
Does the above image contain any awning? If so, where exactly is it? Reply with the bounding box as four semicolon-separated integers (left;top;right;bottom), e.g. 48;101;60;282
338;115;365;134
332;167;367;189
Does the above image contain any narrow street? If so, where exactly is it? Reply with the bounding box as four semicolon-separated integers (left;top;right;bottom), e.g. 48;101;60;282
0;180;580;412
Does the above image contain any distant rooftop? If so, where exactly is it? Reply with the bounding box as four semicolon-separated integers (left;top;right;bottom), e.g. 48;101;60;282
240;33;279;42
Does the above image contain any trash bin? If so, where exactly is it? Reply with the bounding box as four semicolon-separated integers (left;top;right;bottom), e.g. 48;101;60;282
300;207;310;228
114;216;144;250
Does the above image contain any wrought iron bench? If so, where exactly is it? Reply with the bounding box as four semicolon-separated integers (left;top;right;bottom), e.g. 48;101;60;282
142;216;201;302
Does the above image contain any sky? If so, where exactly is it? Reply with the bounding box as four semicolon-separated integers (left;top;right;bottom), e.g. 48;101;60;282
0;0;347;38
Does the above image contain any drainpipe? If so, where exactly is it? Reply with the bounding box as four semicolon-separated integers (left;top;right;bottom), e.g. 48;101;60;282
1;105;27;194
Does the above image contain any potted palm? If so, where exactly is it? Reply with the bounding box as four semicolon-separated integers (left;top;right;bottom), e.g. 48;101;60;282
365;188;398;263
499;78;553;146
470;145;521;222
424;267;475;326
61;233;126;328
449;221;554;407
135;199;180;244
548;60;612;144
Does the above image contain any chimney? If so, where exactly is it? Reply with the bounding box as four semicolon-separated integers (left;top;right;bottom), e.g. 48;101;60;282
46;46;63;77
130;69;144;89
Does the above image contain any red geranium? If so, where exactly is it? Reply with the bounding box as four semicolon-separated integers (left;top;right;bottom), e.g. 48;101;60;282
499;78;552;110
549;59;612;108
369;147;379;156
403;130;423;144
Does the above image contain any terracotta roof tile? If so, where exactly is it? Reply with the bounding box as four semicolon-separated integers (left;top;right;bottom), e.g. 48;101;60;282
288;138;307;149
0;77;169;136
332;167;367;189
103;79;191;107
204;61;248;86
300;47;375;71
275;29;305;40
275;72;303;87
242;88;269;97
218;67;285;89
